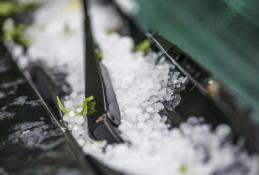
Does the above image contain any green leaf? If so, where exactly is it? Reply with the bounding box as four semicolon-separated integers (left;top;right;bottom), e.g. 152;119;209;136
0;2;16;16
77;96;96;116
95;48;103;61
133;39;151;53
56;96;96;117
56;96;70;115
18;2;40;13
87;101;96;115
63;23;72;34
3;23;31;47
179;164;188;174
0;1;39;17
105;28;117;35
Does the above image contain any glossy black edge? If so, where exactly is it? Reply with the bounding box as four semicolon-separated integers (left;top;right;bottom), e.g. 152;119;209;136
82;0;123;143
99;63;121;126
83;0;106;125
98;0;259;153
29;63;64;119
0;1;123;174
26;63;123;175
88;113;123;144
0;44;93;174
148;33;259;153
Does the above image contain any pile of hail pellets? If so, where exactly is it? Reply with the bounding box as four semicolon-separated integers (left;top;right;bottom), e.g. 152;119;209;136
8;0;259;175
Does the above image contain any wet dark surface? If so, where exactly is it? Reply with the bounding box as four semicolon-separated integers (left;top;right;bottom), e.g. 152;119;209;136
0;45;84;175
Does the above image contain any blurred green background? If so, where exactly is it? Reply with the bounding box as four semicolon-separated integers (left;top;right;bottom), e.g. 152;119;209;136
134;0;259;123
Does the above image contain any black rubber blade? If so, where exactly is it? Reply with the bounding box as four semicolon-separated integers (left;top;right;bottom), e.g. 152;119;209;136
82;0;122;143
83;0;106;126
100;63;121;126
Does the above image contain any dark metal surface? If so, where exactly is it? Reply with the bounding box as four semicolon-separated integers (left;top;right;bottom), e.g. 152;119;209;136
102;0;259;153
149;33;259;153
29;63;71;119
0;44;84;175
28;61;123;174
99;64;121;126
0;1;123;174
83;0;106;125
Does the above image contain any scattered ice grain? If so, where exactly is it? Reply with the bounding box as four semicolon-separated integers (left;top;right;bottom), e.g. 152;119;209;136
113;0;138;14
14;0;259;175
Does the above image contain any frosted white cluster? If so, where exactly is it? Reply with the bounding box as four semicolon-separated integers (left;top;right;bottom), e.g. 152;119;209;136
17;0;258;175
113;0;138;14
19;0;92;146
26;0;85;106
92;118;259;175
87;4;258;175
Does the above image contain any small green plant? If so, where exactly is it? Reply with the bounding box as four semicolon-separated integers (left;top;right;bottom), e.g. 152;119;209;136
105;28;117;35
95;48;103;61
133;39;151;53
63;23;72;35
3;22;31;47
0;2;16;16
77;96;96;116
179;164;188;174
1;1;40;48
56;96;70;115
56;96;96;117
0;1;39;17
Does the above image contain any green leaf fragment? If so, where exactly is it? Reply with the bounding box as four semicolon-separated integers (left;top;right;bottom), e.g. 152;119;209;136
56;96;70;115
0;2;16;16
179;164;188;174
95;48;103;61
63;23;72;34
0;1;39;17
56;96;96;117
18;2;40;13
133;39;151;53
105;28;117;35
3;23;31;47
87;101;96;115
77;96;96;116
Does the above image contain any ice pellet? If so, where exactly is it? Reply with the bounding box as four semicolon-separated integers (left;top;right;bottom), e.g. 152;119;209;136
19;1;259;175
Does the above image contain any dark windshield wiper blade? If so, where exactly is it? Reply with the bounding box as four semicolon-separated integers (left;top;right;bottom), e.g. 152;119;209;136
82;0;122;143
83;1;106;126
100;63;121;126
